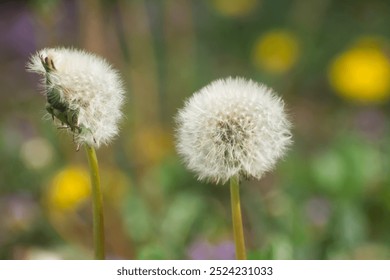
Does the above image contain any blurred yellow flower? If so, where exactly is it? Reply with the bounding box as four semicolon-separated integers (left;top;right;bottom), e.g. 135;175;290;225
252;30;300;74
44;166;130;254
328;39;390;103
101;168;130;206
212;0;259;17
47;166;90;212
131;126;173;167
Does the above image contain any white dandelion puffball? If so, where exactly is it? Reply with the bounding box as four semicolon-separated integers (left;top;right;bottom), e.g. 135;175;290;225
175;77;292;184
27;47;125;148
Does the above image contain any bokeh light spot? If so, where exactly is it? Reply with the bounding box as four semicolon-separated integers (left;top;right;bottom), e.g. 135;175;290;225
20;137;54;170
252;30;300;74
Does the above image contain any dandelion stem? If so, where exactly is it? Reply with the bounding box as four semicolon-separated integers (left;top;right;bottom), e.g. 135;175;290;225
230;174;247;260
85;144;105;260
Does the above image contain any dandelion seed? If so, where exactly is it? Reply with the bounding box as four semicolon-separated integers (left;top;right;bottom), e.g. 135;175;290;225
26;47;125;148
175;77;292;184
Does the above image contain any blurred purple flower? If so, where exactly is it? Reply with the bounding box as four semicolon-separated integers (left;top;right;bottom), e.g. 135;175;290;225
0;3;36;57
187;238;235;260
353;109;386;141
305;196;331;228
0;193;38;233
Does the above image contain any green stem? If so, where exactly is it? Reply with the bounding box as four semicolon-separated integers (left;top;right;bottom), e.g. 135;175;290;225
230;174;247;260
85;144;105;260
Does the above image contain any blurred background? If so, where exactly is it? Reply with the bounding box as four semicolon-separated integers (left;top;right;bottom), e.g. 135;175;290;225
1;0;390;260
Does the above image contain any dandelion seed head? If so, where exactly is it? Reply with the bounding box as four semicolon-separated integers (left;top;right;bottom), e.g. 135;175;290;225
175;77;292;184
26;47;125;148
